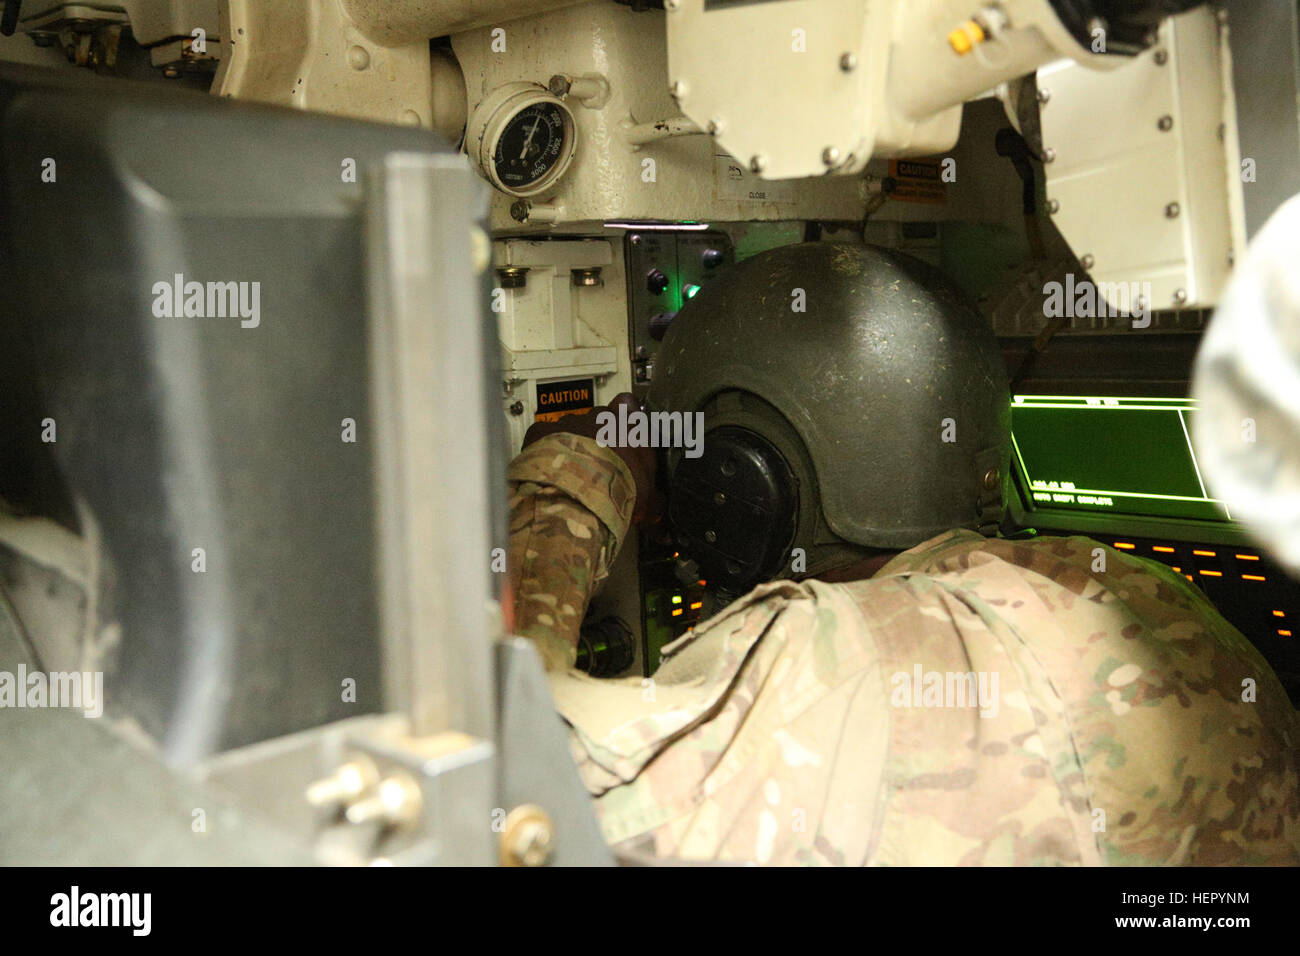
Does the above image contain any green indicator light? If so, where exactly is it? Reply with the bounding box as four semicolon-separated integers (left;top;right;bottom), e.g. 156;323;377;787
684;283;702;299
671;594;682;605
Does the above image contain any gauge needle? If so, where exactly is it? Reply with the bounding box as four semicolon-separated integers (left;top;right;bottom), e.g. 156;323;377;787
519;114;542;160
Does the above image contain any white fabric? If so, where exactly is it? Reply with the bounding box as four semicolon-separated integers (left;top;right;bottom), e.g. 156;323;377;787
1192;193;1300;574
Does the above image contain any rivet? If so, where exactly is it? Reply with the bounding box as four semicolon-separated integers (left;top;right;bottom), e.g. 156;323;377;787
347;45;370;70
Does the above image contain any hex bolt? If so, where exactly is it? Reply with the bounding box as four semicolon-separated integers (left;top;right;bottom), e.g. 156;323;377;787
509;400;525;416
497;267;528;289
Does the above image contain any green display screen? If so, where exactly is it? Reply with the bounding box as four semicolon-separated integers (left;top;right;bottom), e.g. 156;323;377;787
1010;395;1231;523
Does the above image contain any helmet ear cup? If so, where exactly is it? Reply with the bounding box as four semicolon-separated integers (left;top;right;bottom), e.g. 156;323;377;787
668;425;797;594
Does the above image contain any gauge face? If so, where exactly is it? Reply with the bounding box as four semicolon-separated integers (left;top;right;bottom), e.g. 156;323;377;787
492;101;570;192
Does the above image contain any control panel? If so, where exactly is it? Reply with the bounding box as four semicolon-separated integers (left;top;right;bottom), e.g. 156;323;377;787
624;229;734;400
622;228;735;672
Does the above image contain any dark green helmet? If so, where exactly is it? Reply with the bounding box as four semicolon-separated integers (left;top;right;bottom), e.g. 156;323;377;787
648;241;1009;591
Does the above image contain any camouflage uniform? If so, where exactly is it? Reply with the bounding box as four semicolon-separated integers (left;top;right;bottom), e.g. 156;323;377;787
509;433;1300;865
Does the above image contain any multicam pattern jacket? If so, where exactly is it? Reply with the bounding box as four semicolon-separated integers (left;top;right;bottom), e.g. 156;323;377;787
508;433;1300;865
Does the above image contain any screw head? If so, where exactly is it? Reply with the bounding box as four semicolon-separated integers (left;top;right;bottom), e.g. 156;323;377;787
1037;87;1051;104
1081;254;1095;269
1042;147;1056;163
1157;115;1173;131
1154;49;1168;65
509;400;525;416
704;530;718;543
1165;201;1181;218
501;805;555;868
982;468;1000;491
1047;198;1060;214
749;154;766;174
707;118;722;135
839;52;858;72
669;79;686;99
1173;288;1188;305
822;146;840;166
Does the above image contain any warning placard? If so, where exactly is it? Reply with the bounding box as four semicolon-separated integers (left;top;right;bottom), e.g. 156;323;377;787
888;159;947;205
534;378;595;422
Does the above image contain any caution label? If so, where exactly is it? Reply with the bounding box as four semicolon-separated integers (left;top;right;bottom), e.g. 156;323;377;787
888;159;947;205
534;378;595;422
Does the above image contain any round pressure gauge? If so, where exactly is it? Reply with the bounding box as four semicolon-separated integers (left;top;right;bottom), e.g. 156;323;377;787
468;83;578;198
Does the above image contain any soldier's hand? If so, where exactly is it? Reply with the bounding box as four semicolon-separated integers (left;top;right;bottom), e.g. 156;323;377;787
523;392;658;525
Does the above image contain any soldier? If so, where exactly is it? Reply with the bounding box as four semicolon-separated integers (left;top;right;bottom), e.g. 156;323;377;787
507;241;1300;865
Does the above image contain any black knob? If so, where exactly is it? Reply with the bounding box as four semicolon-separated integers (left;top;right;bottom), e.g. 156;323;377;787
648;310;676;341
646;269;669;295
701;248;725;268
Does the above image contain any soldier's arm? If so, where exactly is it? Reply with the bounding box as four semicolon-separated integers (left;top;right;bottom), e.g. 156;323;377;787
507;432;637;671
